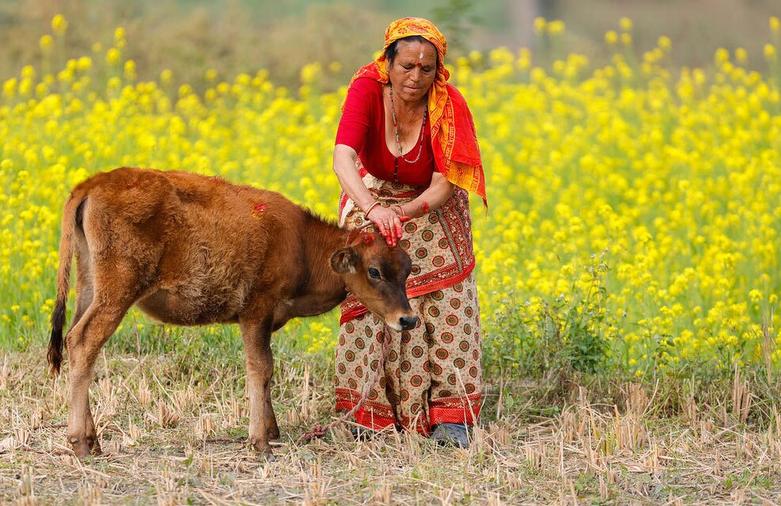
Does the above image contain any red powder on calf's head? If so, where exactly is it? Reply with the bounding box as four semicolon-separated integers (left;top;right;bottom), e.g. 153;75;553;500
346;229;360;246
346;229;376;247
252;203;268;215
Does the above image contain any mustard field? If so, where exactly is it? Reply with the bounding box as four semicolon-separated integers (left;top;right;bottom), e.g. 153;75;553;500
2;16;780;378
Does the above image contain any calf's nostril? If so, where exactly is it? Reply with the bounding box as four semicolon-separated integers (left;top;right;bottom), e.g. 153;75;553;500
399;316;419;330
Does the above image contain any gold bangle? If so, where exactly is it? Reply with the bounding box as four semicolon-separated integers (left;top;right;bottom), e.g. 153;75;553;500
364;201;381;216
394;204;405;217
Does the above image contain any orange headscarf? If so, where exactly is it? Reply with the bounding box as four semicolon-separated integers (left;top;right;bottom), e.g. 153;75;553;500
349;17;487;205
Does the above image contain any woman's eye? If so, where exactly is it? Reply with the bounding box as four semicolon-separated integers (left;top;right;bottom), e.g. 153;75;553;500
368;267;381;279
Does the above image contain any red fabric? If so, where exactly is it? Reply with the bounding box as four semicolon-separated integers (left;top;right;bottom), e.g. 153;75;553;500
346;54;486;205
335;78;435;187
429;394;482;427
335;388;399;432
336;388;481;434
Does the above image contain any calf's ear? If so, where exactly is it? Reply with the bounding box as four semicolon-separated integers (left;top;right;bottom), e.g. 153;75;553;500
330;247;359;274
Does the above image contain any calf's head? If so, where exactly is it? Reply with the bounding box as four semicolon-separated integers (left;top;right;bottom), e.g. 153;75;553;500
331;232;417;331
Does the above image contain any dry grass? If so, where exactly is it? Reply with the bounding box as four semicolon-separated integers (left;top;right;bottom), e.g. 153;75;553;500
1;347;780;505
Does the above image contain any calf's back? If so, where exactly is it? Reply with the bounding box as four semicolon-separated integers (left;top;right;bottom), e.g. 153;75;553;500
75;167;309;325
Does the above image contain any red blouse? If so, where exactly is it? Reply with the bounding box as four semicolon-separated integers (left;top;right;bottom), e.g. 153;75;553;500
335;78;436;187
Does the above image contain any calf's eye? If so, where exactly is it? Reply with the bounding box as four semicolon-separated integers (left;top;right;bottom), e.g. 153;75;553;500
368;267;381;279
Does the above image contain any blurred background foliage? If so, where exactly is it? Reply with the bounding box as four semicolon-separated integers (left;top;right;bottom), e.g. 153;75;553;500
1;0;779;91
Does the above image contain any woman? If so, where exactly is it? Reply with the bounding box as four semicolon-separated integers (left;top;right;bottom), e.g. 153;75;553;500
332;17;486;447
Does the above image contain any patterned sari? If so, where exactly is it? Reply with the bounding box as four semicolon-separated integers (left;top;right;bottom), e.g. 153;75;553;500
334;167;482;434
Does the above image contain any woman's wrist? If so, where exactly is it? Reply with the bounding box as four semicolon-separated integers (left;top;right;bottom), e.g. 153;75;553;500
401;200;431;218
364;201;382;216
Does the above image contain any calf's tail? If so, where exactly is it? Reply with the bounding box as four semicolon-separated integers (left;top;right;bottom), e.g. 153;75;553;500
48;193;84;376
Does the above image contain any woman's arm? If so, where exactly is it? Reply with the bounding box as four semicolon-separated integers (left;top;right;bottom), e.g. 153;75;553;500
333;143;404;245
397;171;455;218
333;144;375;212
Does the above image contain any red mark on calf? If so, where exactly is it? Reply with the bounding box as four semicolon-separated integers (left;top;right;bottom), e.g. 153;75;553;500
346;229;376;247
252;203;267;216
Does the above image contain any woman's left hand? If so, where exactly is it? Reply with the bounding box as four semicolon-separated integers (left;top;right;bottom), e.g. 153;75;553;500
367;204;402;246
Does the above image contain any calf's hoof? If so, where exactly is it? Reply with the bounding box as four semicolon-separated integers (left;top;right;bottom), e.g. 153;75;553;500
250;437;273;456
267;426;280;440
69;436;102;458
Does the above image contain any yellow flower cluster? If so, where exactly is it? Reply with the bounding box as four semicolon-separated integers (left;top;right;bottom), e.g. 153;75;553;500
1;16;779;374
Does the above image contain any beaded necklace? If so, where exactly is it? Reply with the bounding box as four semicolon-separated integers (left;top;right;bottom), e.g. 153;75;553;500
389;85;427;166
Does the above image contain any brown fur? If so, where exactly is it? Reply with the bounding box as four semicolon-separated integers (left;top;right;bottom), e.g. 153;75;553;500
47;167;416;457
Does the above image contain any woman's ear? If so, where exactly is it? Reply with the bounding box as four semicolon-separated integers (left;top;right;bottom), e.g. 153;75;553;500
330;247;359;274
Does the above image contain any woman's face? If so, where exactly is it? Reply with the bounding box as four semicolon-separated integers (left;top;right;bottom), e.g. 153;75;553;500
388;39;438;104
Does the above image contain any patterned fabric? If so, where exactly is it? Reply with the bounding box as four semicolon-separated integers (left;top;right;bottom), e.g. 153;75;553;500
346;17;487;205
338;164;475;323
335;167;482;433
335;278;482;434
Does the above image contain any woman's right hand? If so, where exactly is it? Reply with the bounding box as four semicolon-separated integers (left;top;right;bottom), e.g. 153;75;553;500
366;204;402;246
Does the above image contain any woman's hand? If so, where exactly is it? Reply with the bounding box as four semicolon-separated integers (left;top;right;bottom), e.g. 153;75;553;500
367;204;402;246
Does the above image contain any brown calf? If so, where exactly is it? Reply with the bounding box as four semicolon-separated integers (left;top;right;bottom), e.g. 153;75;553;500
47;167;416;458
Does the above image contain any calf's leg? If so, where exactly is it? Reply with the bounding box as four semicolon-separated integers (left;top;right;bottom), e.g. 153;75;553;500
70;259;93;330
240;317;277;453
264;385;280;440
65;300;130;457
64;258;138;458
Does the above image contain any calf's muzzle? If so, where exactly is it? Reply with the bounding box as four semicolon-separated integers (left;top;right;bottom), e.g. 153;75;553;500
399;315;419;330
